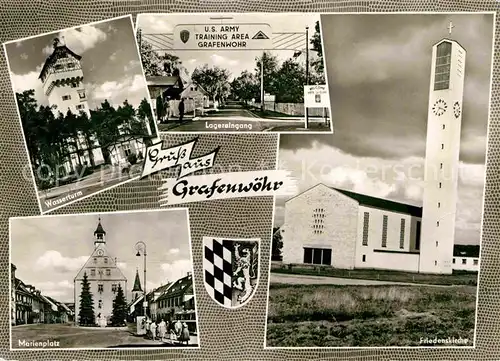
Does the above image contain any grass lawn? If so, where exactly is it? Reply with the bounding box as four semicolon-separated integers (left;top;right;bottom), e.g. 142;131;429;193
266;284;476;347
271;263;478;286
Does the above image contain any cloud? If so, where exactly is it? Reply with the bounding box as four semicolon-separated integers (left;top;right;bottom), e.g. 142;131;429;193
138;15;175;34
124;59;140;73
43;25;107;56
109;51;118;61
35;251;87;272
117;261;127;269
168;248;180;255
9;64;48;106
160;259;192;283
87;74;148;108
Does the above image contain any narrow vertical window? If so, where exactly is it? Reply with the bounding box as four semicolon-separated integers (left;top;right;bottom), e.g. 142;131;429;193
362;212;369;246
415;221;421;250
381;215;388;248
399;219;405;249
434;41;452;90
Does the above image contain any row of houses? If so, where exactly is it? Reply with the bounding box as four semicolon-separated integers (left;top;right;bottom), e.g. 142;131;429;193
128;272;197;334
11;264;74;326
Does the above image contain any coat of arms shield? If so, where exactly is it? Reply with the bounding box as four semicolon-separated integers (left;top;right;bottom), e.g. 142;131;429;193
180;29;190;44
203;237;260;309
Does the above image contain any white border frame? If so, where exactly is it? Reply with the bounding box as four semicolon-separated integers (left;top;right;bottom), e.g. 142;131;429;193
202;236;261;310
2;14;160;215
134;12;334;135
262;10;497;350
8;207;201;351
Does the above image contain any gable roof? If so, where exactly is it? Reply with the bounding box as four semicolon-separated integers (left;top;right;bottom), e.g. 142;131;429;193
332;187;423;217
39;45;82;80
132;269;143;292
157;274;193;302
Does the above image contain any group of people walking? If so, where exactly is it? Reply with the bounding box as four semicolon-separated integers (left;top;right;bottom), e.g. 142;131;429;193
142;317;190;345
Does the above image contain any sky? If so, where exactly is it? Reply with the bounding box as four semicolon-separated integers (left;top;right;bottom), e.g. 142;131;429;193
276;13;495;246
10;209;193;303
137;13;321;80
4;16;150;110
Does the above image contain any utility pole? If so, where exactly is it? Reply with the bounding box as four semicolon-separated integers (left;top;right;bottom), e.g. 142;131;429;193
305;26;309;129
261;51;264;112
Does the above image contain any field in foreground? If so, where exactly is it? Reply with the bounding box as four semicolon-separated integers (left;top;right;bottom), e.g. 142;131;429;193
266;284;476;347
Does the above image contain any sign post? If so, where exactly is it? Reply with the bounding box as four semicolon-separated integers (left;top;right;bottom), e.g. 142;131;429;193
304;84;330;128
174;23;272;50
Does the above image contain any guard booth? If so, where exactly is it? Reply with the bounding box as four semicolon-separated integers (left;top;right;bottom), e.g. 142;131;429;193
136;315;146;335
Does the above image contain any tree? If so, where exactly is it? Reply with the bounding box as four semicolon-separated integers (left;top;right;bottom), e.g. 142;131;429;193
191;65;231;105
137;98;155;136
110;284;127;326
78;272;95;326
231;70;259;104
138;30;184;78
274;59;306;103
272;227;283;261
310;20;325;84
255;51;279;97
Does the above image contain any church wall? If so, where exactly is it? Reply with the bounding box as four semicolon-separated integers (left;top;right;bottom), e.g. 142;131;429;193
281;184;358;269
354;206;420;272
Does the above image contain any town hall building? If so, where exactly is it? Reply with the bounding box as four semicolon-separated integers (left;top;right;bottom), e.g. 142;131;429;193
73;218;127;325
281;26;475;275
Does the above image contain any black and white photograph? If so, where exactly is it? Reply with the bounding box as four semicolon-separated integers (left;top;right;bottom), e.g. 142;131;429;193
10;209;199;349
136;13;332;133
265;13;494;348
3;16;158;214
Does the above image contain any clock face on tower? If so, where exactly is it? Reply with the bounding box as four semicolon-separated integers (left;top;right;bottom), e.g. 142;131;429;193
97;249;104;256
453;101;461;118
432;99;448;116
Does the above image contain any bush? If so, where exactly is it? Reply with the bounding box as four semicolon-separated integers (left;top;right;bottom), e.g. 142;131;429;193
127;152;138;165
75;164;94;178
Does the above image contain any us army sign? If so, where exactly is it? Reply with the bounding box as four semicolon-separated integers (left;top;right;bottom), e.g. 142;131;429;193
173;23;272;50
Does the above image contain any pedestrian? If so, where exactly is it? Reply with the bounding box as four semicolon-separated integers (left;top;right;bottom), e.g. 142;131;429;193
178;98;185;122
145;317;151;339
174;319;182;337
178;322;190;345
158;319;167;342
150;320;157;341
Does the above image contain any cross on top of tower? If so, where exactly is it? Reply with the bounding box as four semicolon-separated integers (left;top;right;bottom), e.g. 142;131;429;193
448;21;455;36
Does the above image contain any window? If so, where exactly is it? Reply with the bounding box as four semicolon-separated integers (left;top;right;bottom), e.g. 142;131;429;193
303;248;332;266
93;258;97;263
90;269;96;276
399;218;405;249
67;63;75;69
462;259;467;265
435;260;438;266
473;259;479;266
434;41;452;90
98;299;102;309
123;143;131;157
78;90;86;99
112;284;117;292
362;212;369;246
381;215;388;247
437;221;440;227
76;104;85;110
439;182;442;189
438;202;441;208
98;284;103;292
104;258;108;264
453;258;456;264
441;144;444;150
415;221;421;250
71;82;78;88
62;95;71;101
106;269;111;276
54;64;63;70
440;163;443;169
442;124;446;130
436;241;439;247
362;255;366;262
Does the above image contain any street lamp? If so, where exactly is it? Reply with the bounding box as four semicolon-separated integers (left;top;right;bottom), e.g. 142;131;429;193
135;241;147;318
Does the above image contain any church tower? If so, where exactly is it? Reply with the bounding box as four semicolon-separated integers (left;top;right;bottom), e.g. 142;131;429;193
74;217;128;325
131;268;143;301
39;38;90;117
419;22;466;274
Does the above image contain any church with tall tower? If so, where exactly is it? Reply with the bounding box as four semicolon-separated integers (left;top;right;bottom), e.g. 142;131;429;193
419;22;466;274
74;218;128;325
280;22;474;275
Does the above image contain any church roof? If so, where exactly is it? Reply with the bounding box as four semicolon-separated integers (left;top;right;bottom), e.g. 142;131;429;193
38;45;82;80
333;187;423;217
94;218;106;235
132;269;143;292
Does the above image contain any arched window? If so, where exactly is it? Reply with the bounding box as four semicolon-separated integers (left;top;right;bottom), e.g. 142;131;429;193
434;41;452;90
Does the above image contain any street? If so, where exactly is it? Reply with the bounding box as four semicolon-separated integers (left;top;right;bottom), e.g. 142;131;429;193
12;323;199;349
158;103;332;132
